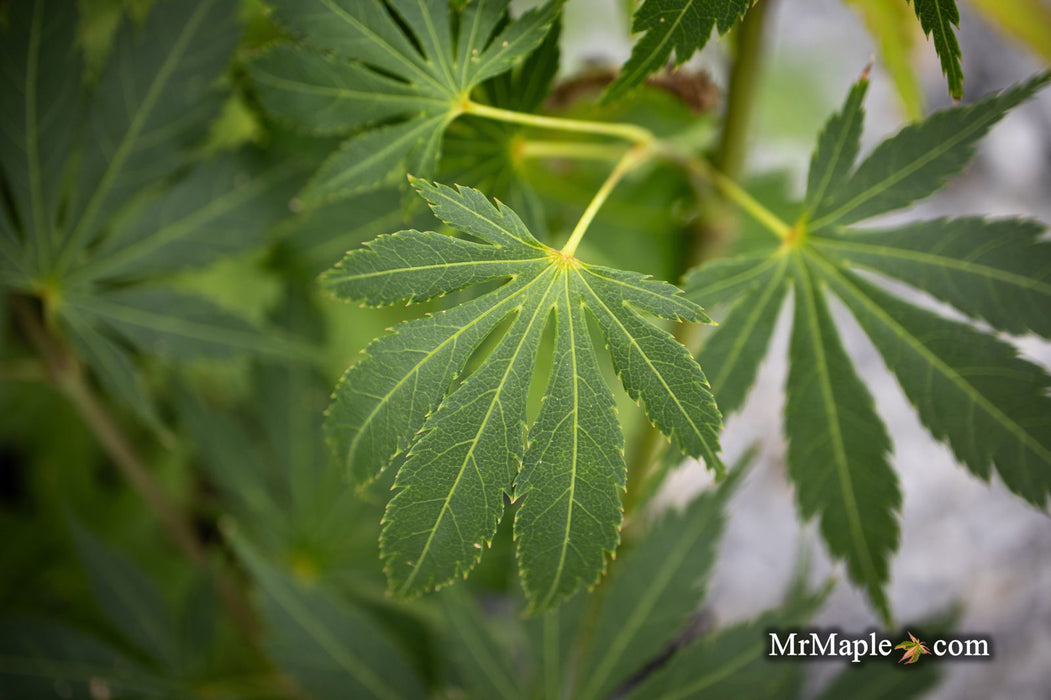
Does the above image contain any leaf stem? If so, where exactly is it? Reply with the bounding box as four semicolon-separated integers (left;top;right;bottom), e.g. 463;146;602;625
715;0;775;181
561;145;650;257
667;151;791;239
463;99;654;144
517;139;628;161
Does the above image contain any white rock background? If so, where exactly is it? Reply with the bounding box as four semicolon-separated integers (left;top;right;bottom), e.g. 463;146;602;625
549;1;1051;697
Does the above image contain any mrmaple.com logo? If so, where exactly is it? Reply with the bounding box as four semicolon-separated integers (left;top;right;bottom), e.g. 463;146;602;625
767;629;992;664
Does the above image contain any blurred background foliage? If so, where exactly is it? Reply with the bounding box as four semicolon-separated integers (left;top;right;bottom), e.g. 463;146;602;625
0;0;1047;697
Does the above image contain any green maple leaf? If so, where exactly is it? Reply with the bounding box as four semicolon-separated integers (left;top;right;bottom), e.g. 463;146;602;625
684;73;1051;622
895;632;931;664
908;0;965;100
323;178;723;609
249;0;561;206
603;0;754;103
0;0;304;428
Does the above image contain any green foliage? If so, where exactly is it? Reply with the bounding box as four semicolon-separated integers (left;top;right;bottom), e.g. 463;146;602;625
3;0;1049;697
685;73;1051;620
605;0;753;103
0;0;303;426
907;0;964;99
324;178;722;609
250;0;561;204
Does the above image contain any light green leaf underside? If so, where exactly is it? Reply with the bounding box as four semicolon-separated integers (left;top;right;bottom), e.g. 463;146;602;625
255;0;561;203
325;181;721;605
231;533;427;700
604;0;752;103
515;279;626;614
908;0;964;99
814;218;1051;338
575;467;741;700
785;253;899;622
811;74;1050;230
813;254;1051;507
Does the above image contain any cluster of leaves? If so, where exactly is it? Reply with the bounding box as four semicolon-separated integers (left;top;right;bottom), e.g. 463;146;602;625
686;72;1051;620
237;0;1051;623
2;0;1050;697
249;0;561;203
0;0;303;427
323;178;721;610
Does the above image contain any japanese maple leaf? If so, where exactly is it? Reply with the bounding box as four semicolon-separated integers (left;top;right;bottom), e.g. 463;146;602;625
894;632;931;664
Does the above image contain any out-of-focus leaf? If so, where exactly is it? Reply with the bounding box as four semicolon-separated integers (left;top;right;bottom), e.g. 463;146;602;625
440;590;522;700
230;532;428;700
61;288;307;360
65;0;239;256
574;466;743;700
250;0;562;204
71;526;177;665
0;0;81;270
0;621;177;699
966;0;1051;63
622;589;826;700
75;151;302;282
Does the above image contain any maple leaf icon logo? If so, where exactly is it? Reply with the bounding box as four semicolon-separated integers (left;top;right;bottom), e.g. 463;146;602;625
895;632;932;664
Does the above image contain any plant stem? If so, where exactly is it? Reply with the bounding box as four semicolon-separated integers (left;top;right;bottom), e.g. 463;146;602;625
11;295;258;637
715;0;774;181
12;296;207;563
518;139;627;161
561;145;650;256
463;99;654;144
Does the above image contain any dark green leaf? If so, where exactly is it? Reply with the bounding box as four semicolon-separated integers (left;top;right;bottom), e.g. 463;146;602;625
810;74;1050;230
804;78;868;218
0;621;175;699
231;533;428;700
575;467;741;700
815;257;1051;507
65;0;239;255
814;217;1051;337
0;0;81;270
62;288;304;360
71;526;177;664
77;151;301;282
604;0;752;103
623;590;825;700
785;253;899;622
440;590;522;700
908;0;964;99
695;255;788;416
254;0;561;203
